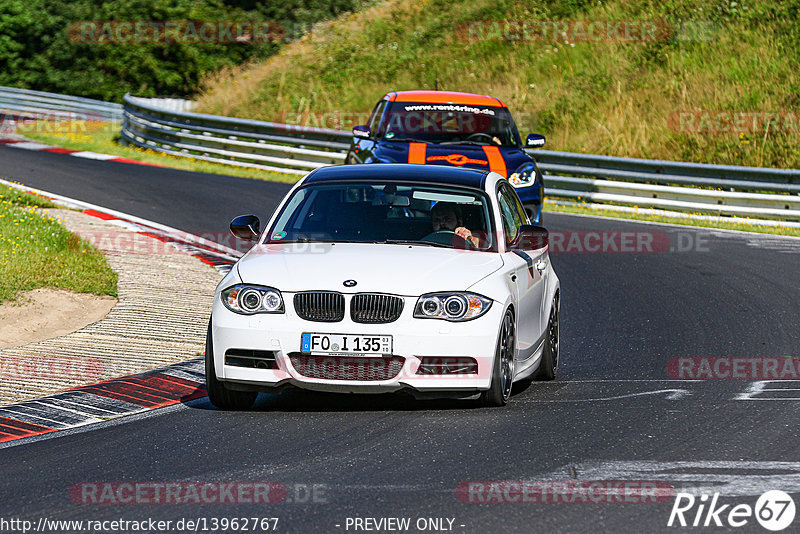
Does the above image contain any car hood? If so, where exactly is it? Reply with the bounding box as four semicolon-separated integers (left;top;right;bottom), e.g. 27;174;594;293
374;141;533;177
236;243;504;296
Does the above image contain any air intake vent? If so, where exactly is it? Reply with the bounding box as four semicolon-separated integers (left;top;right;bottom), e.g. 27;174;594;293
351;294;404;324
289;354;405;381
293;291;345;322
416;357;478;375
224;349;278;369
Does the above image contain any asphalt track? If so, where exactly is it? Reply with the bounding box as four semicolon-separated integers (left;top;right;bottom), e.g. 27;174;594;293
2;144;800;533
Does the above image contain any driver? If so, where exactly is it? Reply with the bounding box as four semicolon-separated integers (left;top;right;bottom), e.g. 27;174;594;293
430;202;480;248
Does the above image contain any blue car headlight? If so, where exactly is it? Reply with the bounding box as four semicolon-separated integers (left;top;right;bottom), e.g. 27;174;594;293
508;163;539;188
221;284;284;315
414;292;493;322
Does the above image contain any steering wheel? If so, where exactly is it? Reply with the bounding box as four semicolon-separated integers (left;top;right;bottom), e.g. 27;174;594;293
421;230;477;250
465;133;498;145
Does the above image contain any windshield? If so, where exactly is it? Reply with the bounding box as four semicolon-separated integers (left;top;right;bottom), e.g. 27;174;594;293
376;101;521;147
266;182;496;251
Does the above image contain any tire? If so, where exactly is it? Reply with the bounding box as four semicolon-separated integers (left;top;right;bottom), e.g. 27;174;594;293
480;309;515;407
205;320;257;410
534;295;559;381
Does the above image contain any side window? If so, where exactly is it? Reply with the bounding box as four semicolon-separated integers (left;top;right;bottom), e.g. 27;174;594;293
497;186;524;245
368;100;387;134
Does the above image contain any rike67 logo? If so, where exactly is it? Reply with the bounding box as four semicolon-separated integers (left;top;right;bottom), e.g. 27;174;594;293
668;491;796;531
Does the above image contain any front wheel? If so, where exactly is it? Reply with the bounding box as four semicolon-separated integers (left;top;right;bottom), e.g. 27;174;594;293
205;320;257;410
480;309;515;407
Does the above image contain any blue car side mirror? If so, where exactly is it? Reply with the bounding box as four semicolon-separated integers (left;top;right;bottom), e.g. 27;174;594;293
352;125;371;138
526;134;546;148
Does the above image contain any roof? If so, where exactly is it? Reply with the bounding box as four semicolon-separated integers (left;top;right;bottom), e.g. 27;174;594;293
302;163;490;189
386;91;506;108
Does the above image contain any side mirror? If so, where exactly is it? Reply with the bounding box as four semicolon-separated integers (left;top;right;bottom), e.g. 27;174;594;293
515;224;548;250
230;214;260;241
352;125;371;138
526;133;546;148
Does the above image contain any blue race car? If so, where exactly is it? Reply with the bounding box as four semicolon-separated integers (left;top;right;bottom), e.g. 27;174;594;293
346;90;547;223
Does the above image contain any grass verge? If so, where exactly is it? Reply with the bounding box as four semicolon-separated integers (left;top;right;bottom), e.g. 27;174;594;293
546;200;800;238
20;121;301;184
0;182;118;303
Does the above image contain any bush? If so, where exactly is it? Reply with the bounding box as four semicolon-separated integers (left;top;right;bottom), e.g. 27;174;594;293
0;0;365;101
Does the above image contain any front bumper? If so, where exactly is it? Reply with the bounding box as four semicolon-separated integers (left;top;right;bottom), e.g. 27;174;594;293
211;294;502;394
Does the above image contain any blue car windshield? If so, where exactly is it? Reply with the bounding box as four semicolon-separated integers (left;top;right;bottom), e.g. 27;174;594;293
266;182;497;251
376;102;521;147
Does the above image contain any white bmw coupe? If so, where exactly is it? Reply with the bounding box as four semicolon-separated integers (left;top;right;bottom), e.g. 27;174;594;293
207;164;559;409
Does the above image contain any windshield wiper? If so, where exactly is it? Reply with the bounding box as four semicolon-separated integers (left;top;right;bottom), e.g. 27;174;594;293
376;239;451;248
382;137;427;143
270;238;361;244
382;138;467;145
437;140;495;146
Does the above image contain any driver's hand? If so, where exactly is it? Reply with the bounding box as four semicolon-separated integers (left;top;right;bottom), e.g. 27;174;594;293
455;227;479;247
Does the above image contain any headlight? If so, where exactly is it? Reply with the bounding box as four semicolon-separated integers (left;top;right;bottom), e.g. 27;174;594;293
414;292;492;322
221;284;284;315
508;163;538;188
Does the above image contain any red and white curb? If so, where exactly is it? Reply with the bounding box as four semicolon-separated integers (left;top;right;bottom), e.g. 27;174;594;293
0;138;165;167
0;178;242;274
0;358;205;445
0;180;246;444
81;208;240;274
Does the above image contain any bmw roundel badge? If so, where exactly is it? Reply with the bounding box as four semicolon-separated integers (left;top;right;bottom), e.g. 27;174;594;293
343;279;357;287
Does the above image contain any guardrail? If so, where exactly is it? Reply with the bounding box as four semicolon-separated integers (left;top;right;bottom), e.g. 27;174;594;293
0;86;123;122
15;91;777;222
121;94;349;175
533;150;800;193
533;151;800;220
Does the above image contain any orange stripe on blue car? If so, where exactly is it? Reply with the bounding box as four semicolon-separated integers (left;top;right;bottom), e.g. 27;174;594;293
481;146;507;177
408;142;427;164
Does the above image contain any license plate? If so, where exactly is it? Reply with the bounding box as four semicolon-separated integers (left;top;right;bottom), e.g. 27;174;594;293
301;333;392;355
